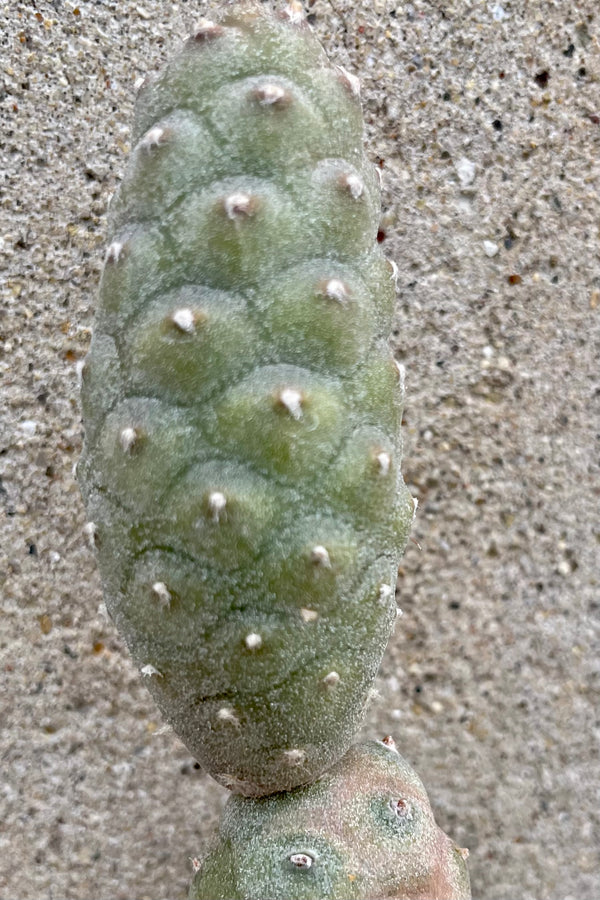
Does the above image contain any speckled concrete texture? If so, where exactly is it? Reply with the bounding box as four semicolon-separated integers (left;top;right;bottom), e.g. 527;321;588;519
1;1;598;898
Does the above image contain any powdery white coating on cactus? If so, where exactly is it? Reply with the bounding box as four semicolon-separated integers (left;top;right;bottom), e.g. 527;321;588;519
78;1;415;797
190;740;471;900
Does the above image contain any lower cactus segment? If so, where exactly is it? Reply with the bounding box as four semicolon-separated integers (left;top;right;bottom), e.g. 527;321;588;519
190;739;471;900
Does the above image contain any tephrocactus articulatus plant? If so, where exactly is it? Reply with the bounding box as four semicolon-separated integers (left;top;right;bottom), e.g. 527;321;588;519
190;738;471;900
79;3;473;896
78;0;415;798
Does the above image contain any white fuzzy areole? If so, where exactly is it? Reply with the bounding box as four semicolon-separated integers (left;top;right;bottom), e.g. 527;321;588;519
376;450;391;476
224;192;253;219
300;607;318;623
190;19;222;41
119;426;138;454
343;172;364;199
75;358;87;388
141;664;162;678
105;240;124;263
208;491;227;523
323;670;340;687
140;126;168;150
244;632;262;650
283;748;306;766
394;360;406;395
311;545;331;568
217;707;240;727
289;852;313;869
278;387;303;420
379;584;393;605
323;278;349;304
83;521;97;549
171;308;196;333
152;581;171;608
255;83;287;105
195;17;217;31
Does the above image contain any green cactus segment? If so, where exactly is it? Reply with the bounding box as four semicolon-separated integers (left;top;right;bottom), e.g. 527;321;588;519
213;365;346;479
78;2;414;795
78;333;122;445
132;8;331;144
159;461;278;568
256;260;379;374
120;287;260;406
108;112;222;230
190;740;471;900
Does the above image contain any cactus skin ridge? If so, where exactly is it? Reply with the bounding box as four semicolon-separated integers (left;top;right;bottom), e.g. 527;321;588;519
190;739;471;900
78;1;414;797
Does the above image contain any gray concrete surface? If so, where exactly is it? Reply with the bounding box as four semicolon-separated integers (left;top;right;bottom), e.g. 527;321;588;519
1;1;598;897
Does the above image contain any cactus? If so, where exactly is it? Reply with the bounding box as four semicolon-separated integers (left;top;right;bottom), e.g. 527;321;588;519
78;0;415;797
78;3;471;896
190;738;471;900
